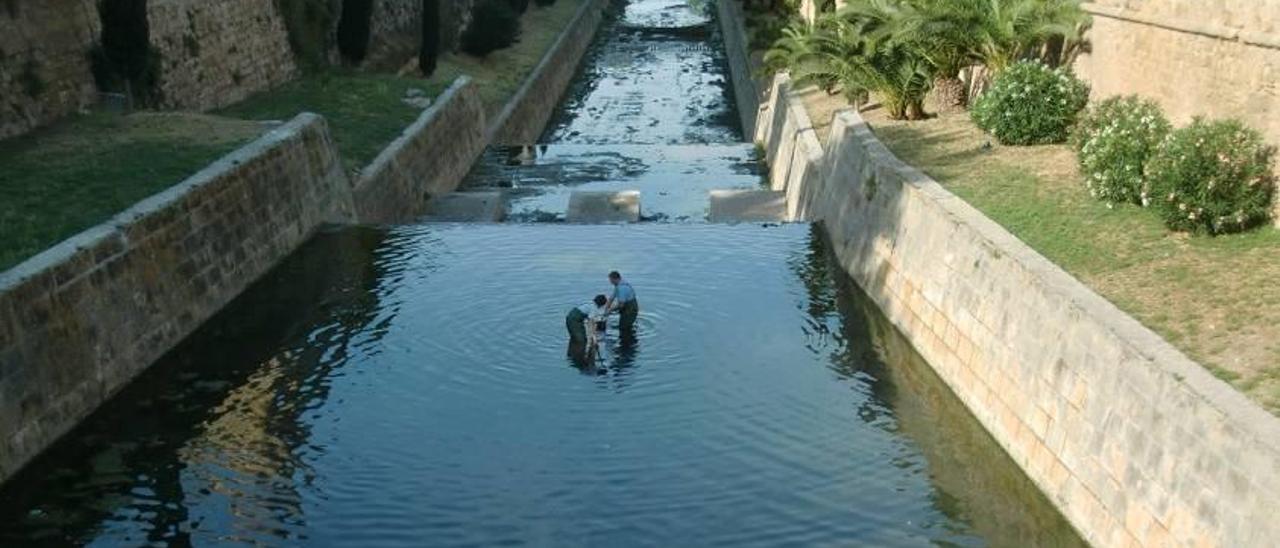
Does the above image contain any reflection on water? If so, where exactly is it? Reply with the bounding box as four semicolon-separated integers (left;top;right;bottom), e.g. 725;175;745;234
0;224;1080;546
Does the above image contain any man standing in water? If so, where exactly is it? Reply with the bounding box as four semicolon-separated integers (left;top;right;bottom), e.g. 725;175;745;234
606;271;639;334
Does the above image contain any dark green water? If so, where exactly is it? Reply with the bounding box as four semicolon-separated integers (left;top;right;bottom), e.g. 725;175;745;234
0;224;1081;546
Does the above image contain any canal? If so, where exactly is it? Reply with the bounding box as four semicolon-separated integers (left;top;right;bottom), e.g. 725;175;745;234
0;1;1083;546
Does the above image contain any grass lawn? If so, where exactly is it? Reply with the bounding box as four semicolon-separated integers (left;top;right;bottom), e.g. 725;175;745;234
0;112;263;272
818;102;1280;414
429;0;586;115
218;71;446;172
220;0;585;172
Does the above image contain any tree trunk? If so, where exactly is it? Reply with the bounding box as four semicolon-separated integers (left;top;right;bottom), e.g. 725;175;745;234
927;75;967;113
905;99;925;121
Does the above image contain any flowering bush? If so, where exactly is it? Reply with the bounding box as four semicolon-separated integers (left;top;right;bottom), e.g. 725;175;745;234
971;61;1089;145
1071;96;1172;206
1146;118;1277;234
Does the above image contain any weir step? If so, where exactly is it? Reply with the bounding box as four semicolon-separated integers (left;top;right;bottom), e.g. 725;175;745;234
708;190;787;223
461;144;764;222
567;190;641;223
421;191;508;222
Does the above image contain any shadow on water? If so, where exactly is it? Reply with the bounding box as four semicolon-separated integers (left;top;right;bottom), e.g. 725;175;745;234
792;227;1085;547
0;226;394;545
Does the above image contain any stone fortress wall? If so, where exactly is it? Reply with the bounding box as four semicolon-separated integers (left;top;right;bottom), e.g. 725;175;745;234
1074;0;1280;222
0;0;460;140
147;0;299;111
0;0;100;140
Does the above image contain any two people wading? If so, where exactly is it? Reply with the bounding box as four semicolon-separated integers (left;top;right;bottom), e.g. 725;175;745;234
566;271;640;368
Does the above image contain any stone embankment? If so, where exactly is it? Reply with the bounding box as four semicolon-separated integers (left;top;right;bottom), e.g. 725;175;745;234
0;0;607;485
0;114;352;483
756;71;1280;548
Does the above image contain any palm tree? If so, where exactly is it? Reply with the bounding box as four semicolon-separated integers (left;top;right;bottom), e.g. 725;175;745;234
765;3;934;120
890;0;1088;74
764;0;1086;118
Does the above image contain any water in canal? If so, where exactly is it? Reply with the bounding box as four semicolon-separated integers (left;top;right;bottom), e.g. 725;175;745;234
0;224;1080;546
0;0;1084;545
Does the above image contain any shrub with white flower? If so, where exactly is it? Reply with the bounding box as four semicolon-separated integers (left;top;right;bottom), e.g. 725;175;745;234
1145;118;1277;234
971;61;1089;145
1071;95;1172;206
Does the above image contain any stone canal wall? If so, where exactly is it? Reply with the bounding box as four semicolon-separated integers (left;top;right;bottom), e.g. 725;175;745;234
0;0;612;480
0;114;353;484
716;0;761;138
353;77;488;223
755;73;1280;547
487;0;607;144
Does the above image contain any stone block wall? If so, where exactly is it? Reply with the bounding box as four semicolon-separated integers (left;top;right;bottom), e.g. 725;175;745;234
716;0;762;138
1074;0;1280;224
757;72;1280;547
352;76;488;223
365;0;422;69
0;113;353;484
487;0;607;144
0;0;99;140
148;0;298;111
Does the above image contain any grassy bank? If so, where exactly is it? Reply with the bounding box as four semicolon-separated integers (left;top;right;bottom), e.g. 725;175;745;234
0;113;263;271
221;0;585;171
219;71;442;172
430;0;586;115
829;104;1280;413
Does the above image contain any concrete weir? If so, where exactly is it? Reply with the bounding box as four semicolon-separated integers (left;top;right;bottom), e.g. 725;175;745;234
567;190;642;223
708;189;787;223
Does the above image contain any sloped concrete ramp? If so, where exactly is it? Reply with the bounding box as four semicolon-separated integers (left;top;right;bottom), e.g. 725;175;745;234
708;189;787;223
422;191;508;222
567;190;640;223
